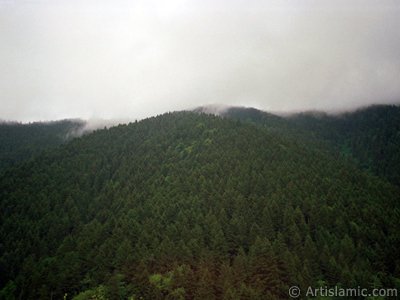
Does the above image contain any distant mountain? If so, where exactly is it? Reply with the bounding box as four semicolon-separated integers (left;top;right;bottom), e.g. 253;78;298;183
0;119;85;171
1;111;399;299
201;104;400;186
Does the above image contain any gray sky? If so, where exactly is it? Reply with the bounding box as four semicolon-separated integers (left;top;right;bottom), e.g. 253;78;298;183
1;0;400;122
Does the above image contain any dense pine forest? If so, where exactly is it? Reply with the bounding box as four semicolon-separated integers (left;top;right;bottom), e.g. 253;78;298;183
221;105;400;187
0;106;400;299
0;120;85;171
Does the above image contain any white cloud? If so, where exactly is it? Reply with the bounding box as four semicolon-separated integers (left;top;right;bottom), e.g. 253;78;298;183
1;0;400;121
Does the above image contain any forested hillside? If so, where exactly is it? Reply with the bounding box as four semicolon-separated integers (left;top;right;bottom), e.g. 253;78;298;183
3;0;399;298
0;120;85;171
221;105;400;186
0;111;399;299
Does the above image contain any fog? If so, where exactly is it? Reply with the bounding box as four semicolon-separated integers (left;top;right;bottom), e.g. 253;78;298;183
1;0;400;122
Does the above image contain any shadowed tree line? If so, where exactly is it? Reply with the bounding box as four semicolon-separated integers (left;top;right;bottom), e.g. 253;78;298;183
0;109;399;299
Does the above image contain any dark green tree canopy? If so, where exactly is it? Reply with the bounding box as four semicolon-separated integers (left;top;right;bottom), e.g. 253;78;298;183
0;108;399;299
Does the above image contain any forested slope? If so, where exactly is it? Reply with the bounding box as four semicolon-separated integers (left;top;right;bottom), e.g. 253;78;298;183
0;112;399;299
221;105;400;186
0;120;85;171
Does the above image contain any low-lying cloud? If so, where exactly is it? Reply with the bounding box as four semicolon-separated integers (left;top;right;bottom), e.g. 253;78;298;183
1;0;400;121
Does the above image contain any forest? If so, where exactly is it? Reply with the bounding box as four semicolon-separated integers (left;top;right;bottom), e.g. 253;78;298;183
0;120;85;171
0;105;399;299
222;105;400;187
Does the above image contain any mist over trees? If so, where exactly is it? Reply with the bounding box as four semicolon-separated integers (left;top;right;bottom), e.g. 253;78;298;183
0;106;399;299
222;104;400;186
0;120;85;171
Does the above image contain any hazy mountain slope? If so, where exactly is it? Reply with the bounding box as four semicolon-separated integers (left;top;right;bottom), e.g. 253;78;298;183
0;112;399;299
0;120;85;171
288;105;400;185
221;104;400;186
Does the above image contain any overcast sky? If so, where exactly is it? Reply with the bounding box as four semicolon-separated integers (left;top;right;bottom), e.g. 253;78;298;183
1;0;400;121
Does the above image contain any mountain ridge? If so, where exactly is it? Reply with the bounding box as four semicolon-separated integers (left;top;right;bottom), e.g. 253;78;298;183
1;110;399;299
199;104;400;186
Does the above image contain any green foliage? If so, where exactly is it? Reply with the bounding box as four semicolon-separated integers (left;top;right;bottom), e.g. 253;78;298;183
0;281;16;300
224;104;400;186
0;109;399;299
0;120;85;171
149;273;172;291
72;285;106;300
